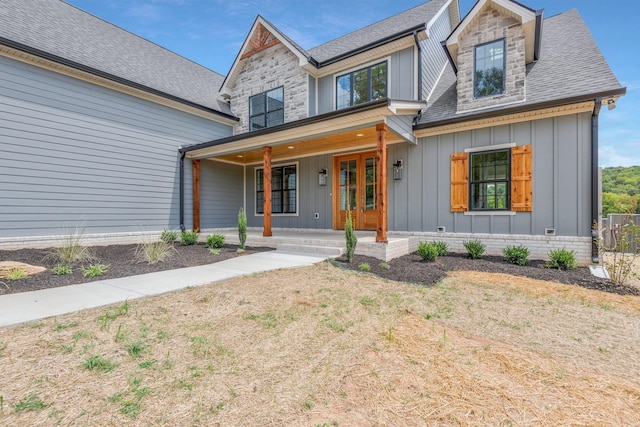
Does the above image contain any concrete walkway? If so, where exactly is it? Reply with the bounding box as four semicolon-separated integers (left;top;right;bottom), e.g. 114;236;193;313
0;250;328;328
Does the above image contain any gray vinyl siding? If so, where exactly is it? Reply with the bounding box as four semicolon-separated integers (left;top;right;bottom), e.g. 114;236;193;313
421;8;453;100
0;55;233;238
199;160;244;228
316;47;416;115
388;112;593;237
245;155;332;229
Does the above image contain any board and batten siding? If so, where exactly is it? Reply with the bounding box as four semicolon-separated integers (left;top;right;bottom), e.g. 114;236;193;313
0;55;233;240
316;47;415;115
387;113;593;237
245;155;333;229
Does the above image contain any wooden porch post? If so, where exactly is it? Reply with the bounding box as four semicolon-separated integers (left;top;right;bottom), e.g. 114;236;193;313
192;159;201;232
263;146;272;237
376;123;388;243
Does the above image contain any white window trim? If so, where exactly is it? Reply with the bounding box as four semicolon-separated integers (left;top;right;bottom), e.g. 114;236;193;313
254;161;299;217
333;56;392;110
464;142;517;215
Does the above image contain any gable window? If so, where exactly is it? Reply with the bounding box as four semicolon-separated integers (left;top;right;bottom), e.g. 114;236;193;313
474;39;505;98
249;87;284;131
336;62;387;110
256;164;297;214
451;145;532;213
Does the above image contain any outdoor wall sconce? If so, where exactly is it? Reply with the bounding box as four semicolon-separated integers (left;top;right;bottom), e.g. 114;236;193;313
318;168;327;186
393;160;403;180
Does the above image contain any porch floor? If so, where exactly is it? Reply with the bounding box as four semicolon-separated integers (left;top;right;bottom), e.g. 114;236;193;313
214;228;414;262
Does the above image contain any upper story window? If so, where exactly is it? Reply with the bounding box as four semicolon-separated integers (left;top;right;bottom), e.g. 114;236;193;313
336;62;387;110
249;87;284;131
469;149;510;210
474;39;505;98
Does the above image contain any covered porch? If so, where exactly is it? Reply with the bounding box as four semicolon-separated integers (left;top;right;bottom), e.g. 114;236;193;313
179;99;425;247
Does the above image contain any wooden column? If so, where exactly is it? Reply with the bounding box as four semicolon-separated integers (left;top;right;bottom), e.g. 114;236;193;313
376;124;388;243
263;146;272;237
192;159;201;232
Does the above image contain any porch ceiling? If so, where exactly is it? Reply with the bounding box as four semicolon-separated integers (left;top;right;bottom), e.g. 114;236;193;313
183;99;425;164
213;125;404;164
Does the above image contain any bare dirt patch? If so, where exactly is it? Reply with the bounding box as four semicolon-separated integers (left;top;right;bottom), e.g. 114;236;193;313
0;263;639;425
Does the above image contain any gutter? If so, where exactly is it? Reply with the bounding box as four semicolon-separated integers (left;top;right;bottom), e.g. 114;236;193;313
591;98;602;263
316;24;427;68
179;151;186;232
413;31;423;100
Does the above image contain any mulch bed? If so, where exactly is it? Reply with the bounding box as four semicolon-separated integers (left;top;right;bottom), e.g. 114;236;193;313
333;252;640;297
0;243;272;295
1;244;638;297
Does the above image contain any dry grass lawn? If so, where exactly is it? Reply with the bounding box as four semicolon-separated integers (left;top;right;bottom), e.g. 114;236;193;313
1;262;639;426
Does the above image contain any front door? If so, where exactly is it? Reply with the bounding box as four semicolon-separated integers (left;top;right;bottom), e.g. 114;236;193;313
333;152;379;230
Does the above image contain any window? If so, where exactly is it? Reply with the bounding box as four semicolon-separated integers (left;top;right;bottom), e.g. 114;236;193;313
450;145;532;213
249;87;284;131
470;149;510;210
474;39;505;98
336;62;387;110
256;164;297;214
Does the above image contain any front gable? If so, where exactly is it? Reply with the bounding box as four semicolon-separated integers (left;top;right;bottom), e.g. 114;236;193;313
444;0;542;112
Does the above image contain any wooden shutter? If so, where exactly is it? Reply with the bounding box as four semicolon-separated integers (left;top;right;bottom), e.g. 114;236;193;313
450;152;468;212
511;145;532;212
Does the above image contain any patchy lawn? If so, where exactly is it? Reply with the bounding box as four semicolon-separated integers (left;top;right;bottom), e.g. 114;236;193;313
1;262;639;425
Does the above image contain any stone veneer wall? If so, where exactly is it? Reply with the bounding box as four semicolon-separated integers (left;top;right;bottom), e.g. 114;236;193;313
456;5;526;112
230;41;309;133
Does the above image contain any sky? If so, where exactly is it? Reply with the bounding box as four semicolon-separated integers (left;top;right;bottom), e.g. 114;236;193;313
65;0;639;167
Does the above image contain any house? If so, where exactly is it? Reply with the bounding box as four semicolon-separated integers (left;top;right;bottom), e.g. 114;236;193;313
0;0;625;263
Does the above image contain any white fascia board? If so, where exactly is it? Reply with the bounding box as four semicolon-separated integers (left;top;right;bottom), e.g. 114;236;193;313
387;100;427;115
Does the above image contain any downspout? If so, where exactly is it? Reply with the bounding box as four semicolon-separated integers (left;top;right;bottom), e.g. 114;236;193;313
413;31;423;99
179;150;186;232
591;98;602;263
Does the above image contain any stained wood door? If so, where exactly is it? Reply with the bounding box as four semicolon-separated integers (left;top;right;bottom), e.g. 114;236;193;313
333;152;379;230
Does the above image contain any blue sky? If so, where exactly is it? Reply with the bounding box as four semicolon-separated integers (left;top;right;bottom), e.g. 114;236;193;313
66;0;639;167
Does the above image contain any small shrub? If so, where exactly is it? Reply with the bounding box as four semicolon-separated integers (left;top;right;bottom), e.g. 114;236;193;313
238;207;247;250
344;210;357;262
378;262;390;270
82;264;109;278
46;228;94;264
433;241;449;257
464;240;485;259
160;229;178;244
358;263;371;271
209;248;220;255
547;248;576;270
135;240;176;264
503;245;530;266
417;241;439;261
180;230;199;246
6;268;26;280
52;265;72;275
206;233;226;249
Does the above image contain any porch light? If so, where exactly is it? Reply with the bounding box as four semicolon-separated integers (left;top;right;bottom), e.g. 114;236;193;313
318;168;327;186
393;160;403;180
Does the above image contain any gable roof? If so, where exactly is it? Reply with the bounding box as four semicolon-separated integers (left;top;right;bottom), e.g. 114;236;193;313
0;0;234;119
222;0;453;94
444;0;542;72
416;9;625;128
308;0;451;65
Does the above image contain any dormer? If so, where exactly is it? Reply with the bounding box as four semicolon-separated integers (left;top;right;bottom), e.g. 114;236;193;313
443;0;542;112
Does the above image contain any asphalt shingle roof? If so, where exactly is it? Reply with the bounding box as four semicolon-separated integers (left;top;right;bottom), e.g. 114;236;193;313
0;0;232;116
418;9;624;126
308;0;449;64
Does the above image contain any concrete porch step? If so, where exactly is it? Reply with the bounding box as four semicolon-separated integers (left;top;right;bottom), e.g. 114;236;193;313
277;243;344;258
